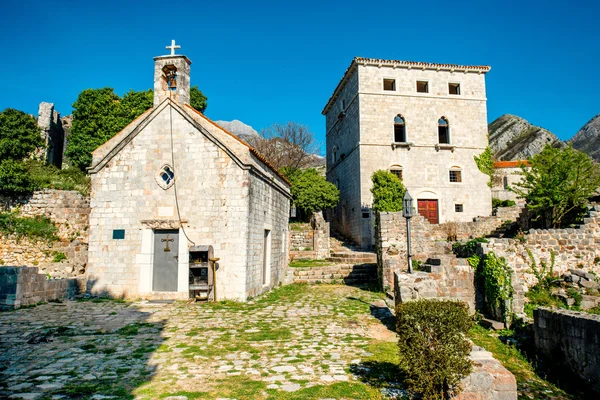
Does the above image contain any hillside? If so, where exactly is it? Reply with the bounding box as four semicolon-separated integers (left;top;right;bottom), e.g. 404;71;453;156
569;114;600;162
488;114;565;161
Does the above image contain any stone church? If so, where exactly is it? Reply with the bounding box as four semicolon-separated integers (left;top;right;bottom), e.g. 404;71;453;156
87;42;291;301
324;57;492;248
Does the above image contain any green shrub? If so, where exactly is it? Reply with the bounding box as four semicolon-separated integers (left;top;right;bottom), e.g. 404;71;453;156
371;170;406;212
478;252;513;321
0;212;59;242
452;237;488;258
0;159;35;195
23;160;90;195
52;251;68;263
566;288;582;309
492;198;516;208
396;299;473;399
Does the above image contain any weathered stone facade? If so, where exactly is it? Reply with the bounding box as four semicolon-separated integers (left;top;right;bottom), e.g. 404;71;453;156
491;161;528;205
0;266;86;310
86;48;291;301
37;102;65;168
0;190;90;278
324;57;492;248
534;308;600;394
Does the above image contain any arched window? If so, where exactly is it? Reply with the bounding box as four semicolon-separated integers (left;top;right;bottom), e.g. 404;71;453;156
449;166;462;183
394;115;406;143
438;117;450;144
390;166;403;181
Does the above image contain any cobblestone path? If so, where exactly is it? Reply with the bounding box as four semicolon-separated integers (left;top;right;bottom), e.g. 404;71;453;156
0;284;397;399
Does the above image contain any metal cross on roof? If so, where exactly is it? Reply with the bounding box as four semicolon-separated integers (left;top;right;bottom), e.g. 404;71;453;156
166;40;181;56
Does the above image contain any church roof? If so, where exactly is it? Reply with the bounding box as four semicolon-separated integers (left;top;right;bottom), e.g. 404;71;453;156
89;99;290;187
322;57;492;115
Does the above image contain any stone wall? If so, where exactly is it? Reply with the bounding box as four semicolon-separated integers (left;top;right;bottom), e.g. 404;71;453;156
480;204;600;314
0;190;90;278
289;212;330;261
534;308;600;394
457;345;517;400
377;206;520;291
0;266;86;310
37;102;65;168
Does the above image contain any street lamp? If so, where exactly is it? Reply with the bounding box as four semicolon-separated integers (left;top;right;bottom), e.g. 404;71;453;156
402;191;416;273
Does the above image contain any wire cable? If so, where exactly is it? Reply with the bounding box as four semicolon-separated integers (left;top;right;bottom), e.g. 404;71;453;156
168;90;195;246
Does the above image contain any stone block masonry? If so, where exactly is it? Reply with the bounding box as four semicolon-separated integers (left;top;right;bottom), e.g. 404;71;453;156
534;308;600;394
0;266;86;310
289;211;331;261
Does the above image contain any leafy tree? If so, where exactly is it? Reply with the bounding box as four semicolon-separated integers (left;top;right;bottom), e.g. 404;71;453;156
474;146;494;188
0;159;35;195
371;170;406;212
513;144;600;228
288;168;339;219
190;86;208;113
120;89;153;120
396;299;473;399
0;108;43;161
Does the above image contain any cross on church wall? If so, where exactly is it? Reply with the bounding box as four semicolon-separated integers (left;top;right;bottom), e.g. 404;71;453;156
166;39;181;56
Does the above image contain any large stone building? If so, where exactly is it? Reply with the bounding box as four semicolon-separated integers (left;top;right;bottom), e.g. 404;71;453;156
86;42;291;301
323;57;492;248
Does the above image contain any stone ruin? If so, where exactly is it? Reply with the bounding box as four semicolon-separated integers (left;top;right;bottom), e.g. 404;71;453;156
36;102;68;168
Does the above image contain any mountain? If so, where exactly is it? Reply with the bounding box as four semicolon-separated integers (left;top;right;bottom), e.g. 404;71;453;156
214;119;260;144
488;114;565;161
569;114;600;162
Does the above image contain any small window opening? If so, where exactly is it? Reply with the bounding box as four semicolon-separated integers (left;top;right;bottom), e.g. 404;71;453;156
383;79;396;91
449;83;461;95
393;115;406;143
455;204;463;212
341;99;346;109
449;169;462;183
333;149;337;163
503;176;509;189
390;167;403;181
438;117;450;144
362;212;370;219
161;166;175;185
417;81;429;93
112;229;125;239
162;65;178;90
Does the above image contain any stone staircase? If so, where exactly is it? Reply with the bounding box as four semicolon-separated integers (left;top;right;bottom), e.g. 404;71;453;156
292;263;377;286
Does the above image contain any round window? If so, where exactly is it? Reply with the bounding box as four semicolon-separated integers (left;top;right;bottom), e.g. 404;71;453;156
156;165;175;189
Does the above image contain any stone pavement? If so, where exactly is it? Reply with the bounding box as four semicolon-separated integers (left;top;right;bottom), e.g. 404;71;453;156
0;285;396;399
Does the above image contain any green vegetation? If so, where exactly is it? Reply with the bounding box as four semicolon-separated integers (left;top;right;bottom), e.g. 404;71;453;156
478;252;513;321
65;87;207;171
469;325;573;399
513;144;600;228
396;299;472;399
284;168;339;220
474;146;494;188
370;170;406;212
492;198;516;208
0;159;36;195
451;237;488;258
289;259;333;268
52;251;67;263
0;108;43;161
23;159;90;195
0;212;59;242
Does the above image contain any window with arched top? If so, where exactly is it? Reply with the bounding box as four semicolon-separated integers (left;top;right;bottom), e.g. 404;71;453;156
394;115;406;143
449;166;462;183
390;166;403;181
438;117;450;144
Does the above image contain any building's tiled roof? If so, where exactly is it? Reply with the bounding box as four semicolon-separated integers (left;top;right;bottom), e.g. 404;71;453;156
322;57;491;114
184;104;291;186
493;160;531;169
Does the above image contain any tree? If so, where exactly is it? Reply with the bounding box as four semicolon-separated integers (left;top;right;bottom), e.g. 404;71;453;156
513;144;600;228
0;108;43;161
474;146;494;188
0;159;35;195
190;86;208;113
248;122;318;170
396;300;473;399
65;87;209;171
371;170;406;212
287;168;339;219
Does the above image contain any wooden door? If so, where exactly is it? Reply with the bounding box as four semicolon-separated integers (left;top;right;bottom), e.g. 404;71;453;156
153;229;179;291
417;199;439;225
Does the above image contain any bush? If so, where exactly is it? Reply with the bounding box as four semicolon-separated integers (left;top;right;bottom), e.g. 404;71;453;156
371;170;406;212
492;198;516;208
396;299;473;399
23;160;90;195
0;212;59;242
288;168;339;219
452;237;488;258
0;159;35;195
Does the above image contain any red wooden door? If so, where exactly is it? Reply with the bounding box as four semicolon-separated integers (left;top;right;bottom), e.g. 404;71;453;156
417;199;439;224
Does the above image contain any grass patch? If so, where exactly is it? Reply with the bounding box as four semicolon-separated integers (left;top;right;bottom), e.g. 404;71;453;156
116;322;155;336
289;259;333;268
0;212;58;242
24;159;91;195
267;382;384;399
469;324;573;399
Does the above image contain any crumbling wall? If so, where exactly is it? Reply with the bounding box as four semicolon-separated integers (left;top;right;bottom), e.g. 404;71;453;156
289;211;330;260
37;102;65;168
534;308;600;394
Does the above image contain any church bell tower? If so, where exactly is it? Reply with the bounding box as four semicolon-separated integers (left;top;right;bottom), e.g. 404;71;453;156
153;40;192;106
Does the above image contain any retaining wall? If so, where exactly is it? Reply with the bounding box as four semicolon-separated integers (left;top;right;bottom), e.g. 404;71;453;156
534;308;600;394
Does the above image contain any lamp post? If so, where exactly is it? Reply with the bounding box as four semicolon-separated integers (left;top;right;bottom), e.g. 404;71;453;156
402;191;416;274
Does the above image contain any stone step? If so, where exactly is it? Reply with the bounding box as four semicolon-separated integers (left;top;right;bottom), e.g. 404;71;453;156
327;256;377;263
294;277;378;285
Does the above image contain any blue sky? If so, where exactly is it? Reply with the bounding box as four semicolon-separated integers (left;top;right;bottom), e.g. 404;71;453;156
1;0;598;155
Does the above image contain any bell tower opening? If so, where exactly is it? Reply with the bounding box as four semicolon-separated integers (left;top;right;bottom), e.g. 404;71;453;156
153;40;192;106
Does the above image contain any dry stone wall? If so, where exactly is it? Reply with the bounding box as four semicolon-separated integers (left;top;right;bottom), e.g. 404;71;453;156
0;190;90;278
289;212;330;261
534;308;600;394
